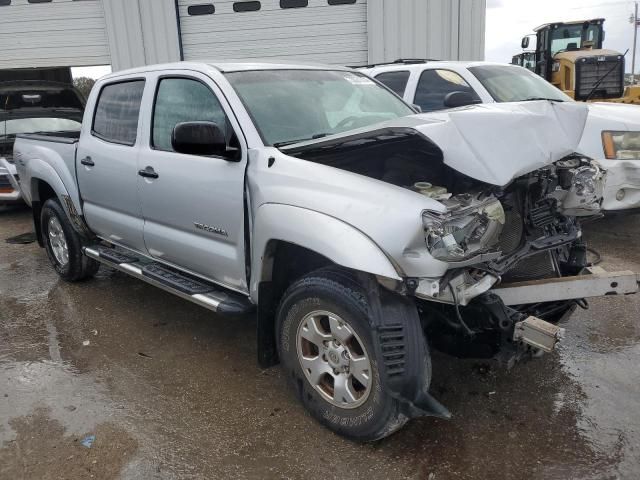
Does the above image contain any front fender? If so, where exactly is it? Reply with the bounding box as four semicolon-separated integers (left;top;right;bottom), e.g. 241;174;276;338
250;203;402;301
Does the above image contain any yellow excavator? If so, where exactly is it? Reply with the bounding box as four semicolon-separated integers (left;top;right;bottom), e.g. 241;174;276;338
513;18;640;104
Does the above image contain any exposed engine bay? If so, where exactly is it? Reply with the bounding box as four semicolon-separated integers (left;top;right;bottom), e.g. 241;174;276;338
287;126;606;362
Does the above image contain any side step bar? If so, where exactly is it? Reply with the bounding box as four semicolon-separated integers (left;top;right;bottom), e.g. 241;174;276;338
492;267;640;306
83;246;254;316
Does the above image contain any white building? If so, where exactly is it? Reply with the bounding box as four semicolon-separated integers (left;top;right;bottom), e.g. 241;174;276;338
0;0;486;71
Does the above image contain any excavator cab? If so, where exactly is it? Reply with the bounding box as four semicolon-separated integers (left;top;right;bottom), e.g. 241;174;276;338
519;19;626;102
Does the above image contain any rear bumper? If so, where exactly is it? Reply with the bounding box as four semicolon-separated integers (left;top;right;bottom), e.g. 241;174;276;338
0;158;22;204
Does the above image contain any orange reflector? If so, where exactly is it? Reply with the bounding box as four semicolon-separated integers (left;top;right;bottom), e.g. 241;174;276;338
0;187;14;194
602;131;617;159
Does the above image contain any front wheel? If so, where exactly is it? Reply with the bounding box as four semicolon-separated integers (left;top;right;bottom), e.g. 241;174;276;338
276;268;412;442
41;198;99;282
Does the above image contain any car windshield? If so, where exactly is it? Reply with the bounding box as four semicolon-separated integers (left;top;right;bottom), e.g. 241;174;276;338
1;117;82;138
468;65;572;103
225;69;415;146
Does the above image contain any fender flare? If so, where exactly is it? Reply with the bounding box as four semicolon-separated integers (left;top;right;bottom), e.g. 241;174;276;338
27;160;89;241
250;203;402;302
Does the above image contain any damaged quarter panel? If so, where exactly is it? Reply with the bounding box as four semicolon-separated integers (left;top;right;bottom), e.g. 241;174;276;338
248;145;450;293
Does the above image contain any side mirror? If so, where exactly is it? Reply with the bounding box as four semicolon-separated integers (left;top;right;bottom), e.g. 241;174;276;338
521;36;530;49
412;104;423;113
171;121;227;157
443;91;480;109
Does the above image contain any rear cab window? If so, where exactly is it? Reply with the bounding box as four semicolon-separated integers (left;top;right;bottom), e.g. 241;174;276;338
414;69;480;112
92;80;145;145
374;71;410;97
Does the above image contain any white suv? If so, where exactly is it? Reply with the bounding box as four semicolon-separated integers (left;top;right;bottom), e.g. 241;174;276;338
361;60;640;212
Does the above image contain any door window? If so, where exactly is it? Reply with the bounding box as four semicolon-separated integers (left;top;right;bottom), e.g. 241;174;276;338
374;71;410;96
92;80;145;145
152;77;230;153
414;69;480;112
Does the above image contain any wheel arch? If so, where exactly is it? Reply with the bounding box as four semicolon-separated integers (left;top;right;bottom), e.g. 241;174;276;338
30;176;90;246
251;204;402;368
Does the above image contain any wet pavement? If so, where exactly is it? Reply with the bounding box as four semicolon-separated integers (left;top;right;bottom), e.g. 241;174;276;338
1;204;639;479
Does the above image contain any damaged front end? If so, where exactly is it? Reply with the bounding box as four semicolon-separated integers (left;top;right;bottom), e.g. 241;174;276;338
413;155;606;362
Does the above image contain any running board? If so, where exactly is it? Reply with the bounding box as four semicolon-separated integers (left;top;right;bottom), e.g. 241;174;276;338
492;267;640;306
83;246;254;316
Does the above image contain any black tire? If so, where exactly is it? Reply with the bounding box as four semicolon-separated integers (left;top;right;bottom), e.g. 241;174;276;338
276;267;413;442
41;198;99;282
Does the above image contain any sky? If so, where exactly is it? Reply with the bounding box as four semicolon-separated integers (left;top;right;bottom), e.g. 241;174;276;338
485;0;640;71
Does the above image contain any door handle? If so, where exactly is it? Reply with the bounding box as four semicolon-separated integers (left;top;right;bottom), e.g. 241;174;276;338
138;166;159;179
80;156;95;167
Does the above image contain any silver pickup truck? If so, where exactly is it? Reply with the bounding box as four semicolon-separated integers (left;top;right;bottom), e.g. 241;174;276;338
13;61;639;441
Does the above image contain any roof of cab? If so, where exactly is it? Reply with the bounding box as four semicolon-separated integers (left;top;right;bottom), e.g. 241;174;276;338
100;60;352;81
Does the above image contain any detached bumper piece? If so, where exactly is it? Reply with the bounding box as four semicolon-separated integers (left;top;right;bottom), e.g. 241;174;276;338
513;316;564;353
83;246;254;317
491;267;639;306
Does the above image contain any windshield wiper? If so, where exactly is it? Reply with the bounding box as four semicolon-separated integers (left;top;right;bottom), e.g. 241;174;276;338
273;133;330;148
522;97;565;102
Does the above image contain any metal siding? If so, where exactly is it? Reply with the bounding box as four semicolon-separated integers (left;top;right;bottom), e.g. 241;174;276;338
102;0;181;71
458;0;486;60
178;0;368;65
0;0;110;68
139;0;182;65
367;0;485;64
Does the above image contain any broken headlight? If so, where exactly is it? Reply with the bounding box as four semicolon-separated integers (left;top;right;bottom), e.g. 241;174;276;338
422;195;505;262
602;131;640;160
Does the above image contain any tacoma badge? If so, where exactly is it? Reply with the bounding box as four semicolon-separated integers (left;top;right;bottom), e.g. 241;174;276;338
194;222;228;237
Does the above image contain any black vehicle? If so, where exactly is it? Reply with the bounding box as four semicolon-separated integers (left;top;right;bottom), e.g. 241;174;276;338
0;80;84;203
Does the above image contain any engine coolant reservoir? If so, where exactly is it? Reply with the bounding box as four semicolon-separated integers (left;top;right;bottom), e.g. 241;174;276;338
414;182;450;200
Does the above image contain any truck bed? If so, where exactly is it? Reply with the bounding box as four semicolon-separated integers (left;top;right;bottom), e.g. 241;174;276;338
13;131;80;207
16;131;80;144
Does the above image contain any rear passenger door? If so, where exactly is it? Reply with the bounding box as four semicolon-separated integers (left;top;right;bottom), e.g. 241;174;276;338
76;79;147;252
412;69;480;112
137;73;248;293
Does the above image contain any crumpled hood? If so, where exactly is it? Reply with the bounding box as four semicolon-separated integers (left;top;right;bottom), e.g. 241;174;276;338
283;101;589;187
413;101;589;185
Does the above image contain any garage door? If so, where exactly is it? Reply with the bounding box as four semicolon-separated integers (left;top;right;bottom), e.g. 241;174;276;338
178;0;368;66
0;0;110;69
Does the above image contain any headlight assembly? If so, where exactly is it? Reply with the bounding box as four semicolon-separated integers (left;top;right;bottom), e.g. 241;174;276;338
422;196;505;262
602;131;640;160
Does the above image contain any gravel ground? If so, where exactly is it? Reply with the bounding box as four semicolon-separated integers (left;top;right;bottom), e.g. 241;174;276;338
1;204;639;479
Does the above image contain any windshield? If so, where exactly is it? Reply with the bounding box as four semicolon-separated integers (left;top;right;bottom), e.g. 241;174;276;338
468;65;572;103
1;117;82;138
225;69;415;146
550;23;601;56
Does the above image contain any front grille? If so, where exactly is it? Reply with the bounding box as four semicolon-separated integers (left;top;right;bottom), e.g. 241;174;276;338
575;55;624;100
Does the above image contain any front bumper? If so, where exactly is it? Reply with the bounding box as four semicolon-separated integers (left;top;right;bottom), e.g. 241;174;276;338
599;159;640;211
491;266;639;305
0;157;22;204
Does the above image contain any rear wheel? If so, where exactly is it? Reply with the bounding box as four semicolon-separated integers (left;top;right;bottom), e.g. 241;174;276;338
41;198;99;282
276;267;411;442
